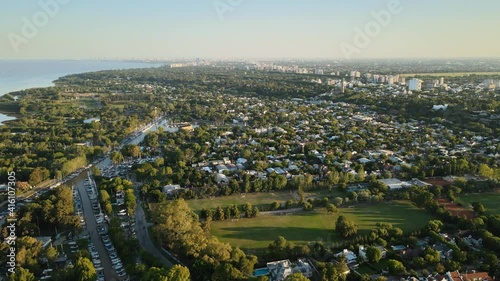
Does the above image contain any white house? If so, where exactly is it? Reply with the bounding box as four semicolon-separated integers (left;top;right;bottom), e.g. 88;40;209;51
163;184;181;195
335;249;357;264
265;259;313;281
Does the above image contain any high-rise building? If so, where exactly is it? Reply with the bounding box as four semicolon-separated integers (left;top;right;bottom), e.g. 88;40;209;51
440;77;444;85
408;78;422;91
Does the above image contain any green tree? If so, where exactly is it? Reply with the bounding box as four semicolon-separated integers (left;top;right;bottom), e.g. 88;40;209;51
471;202;486;214
167;265;191;281
9;267;35;281
99;190;110;203
74;257;97;281
285;273;310;281
320;262;348;281
125;189;137;215
325;203;338;214
478;164;494;178
387;259;406;275
45;245;59;264
110;151;124;164
271;201;280;211
151;199;206;256
28;167;50;186
335;216;358;238
427;220;443;233
212;263;245;281
141;267;169;281
366;246;382;263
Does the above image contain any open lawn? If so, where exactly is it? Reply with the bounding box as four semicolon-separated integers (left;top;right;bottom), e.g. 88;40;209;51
188;189;344;214
458;190;500;215
188;192;296;213
210;200;434;251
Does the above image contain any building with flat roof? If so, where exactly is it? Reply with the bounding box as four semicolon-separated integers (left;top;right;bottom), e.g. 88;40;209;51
408;78;422;91
378;178;404;190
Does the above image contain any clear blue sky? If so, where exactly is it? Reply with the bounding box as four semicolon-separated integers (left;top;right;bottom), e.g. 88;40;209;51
1;0;499;60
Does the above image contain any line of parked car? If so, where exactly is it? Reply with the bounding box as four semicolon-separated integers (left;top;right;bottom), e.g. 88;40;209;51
86;175;128;280
101;234;127;277
87;240;106;281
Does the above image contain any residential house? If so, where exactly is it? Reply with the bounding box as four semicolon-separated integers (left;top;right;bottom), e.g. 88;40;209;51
216;165;229;173
35;236;52;248
462;235;482;249
216;173;229;184
335;249;358;268
163;184;181;195
446;271;493;281
264;259;313;281
267;260;293;281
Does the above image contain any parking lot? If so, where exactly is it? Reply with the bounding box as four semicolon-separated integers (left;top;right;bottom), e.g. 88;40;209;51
75;174;129;281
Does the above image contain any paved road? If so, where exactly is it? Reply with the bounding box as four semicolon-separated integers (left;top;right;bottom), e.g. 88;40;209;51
77;178;119;281
135;202;173;267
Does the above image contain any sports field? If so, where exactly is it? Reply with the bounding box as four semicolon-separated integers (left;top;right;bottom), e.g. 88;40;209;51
210;200;434;251
187;189;344;213
458;191;500;215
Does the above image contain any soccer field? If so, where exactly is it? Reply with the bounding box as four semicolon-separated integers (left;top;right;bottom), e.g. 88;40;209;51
187;189;345;213
210;200;434;251
458;191;500;215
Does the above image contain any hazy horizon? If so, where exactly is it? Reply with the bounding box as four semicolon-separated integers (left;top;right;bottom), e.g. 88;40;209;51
1;0;500;60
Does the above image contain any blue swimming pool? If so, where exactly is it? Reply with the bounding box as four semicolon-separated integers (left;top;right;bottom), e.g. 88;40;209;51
253;268;270;277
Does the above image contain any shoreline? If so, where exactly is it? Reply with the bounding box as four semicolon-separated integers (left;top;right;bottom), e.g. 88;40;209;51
0;60;165;125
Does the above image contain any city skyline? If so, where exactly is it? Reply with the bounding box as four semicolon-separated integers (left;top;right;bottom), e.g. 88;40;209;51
1;0;500;60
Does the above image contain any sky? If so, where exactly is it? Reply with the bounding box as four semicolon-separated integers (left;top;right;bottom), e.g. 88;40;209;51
1;0;499;60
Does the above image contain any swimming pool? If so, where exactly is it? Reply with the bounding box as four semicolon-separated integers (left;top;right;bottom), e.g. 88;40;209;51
253;268;270;277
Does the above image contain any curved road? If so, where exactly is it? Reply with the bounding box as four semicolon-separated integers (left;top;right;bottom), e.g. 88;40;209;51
135;202;173;267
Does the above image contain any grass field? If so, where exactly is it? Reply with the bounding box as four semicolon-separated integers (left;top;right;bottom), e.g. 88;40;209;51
210;200;434;251
458;190;500;215
187;189;344;213
401;72;500;77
